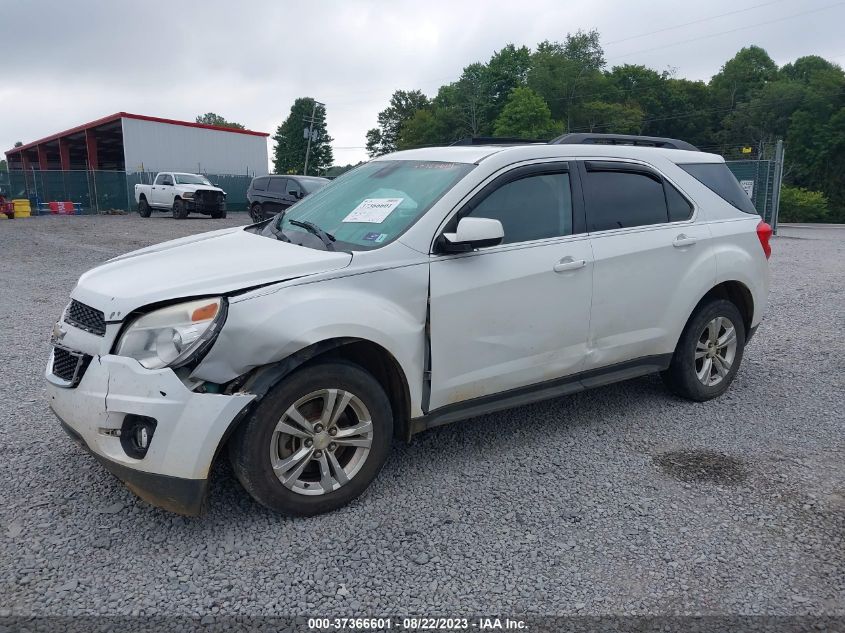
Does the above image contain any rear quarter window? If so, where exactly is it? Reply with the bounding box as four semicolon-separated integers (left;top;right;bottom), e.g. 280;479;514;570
678;163;758;215
251;177;269;191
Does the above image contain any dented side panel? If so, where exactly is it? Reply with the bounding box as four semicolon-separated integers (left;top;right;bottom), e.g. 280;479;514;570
194;262;430;417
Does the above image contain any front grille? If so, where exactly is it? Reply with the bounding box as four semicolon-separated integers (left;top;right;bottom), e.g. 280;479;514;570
65;300;106;336
52;346;93;386
195;190;224;209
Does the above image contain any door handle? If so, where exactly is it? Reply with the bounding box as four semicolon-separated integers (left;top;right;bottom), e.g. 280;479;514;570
673;234;697;248
553;257;586;273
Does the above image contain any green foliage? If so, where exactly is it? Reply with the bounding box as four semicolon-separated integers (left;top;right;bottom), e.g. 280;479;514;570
365;36;844;217
365;90;430;157
0;159;7;172
195;112;245;130
493;87;556;139
778;186;829;222
273;98;334;175
13;141;22;147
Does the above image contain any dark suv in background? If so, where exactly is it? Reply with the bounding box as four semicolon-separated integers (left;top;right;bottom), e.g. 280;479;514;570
247;175;330;222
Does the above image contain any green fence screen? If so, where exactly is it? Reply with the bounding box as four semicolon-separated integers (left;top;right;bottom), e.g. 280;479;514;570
5;170;253;213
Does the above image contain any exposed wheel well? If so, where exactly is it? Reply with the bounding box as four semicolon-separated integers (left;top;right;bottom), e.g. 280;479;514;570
697;281;754;335
139;194;147;200
233;338;412;441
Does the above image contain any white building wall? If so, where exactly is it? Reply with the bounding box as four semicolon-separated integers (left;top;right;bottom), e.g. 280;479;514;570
121;117;269;176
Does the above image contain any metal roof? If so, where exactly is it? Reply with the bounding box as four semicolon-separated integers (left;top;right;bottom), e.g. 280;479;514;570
6;112;269;154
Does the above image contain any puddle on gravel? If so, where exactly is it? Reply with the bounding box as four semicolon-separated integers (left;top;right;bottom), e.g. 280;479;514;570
654;450;749;485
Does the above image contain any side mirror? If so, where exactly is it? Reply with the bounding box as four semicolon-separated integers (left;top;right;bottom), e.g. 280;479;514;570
439;217;504;253
288;191;301;199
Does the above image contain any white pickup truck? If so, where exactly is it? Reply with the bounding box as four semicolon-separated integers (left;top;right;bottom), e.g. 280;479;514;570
135;172;227;219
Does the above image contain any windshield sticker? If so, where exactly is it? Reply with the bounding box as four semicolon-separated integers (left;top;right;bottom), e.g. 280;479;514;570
362;232;382;241
342;198;403;223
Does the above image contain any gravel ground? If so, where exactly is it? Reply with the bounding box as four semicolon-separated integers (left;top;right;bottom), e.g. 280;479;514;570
0;215;843;618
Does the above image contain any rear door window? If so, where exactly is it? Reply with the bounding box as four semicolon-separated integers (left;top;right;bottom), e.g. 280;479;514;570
582;164;668;232
678;163;758;214
252;177;269;191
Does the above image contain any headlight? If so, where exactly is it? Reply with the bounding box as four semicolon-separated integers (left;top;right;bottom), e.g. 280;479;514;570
114;298;226;369
181;191;195;199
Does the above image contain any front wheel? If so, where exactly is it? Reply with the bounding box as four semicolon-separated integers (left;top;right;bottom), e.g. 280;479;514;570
138;197;152;218
172;199;188;219
229;361;393;516
661;298;746;401
249;203;262;223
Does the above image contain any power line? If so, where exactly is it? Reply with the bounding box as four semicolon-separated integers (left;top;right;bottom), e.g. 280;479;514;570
604;0;788;45
606;3;845;61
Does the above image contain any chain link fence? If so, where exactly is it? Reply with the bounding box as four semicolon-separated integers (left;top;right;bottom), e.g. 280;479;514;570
725;160;777;224
5;159;781;222
3;169;253;213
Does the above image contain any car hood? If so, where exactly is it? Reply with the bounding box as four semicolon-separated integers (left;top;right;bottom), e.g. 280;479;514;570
71;227;352;320
181;184;226;194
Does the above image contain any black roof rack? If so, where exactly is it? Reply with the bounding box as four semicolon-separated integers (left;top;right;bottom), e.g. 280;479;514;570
450;136;547;146
549;133;699;151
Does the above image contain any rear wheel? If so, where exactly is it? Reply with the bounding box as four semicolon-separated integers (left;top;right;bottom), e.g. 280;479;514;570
138;197;151;218
249;203;262;223
229;361;393;516
172;199;188;219
661;299;746;401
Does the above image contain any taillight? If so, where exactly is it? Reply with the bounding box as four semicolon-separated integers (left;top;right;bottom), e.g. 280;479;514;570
756;221;772;259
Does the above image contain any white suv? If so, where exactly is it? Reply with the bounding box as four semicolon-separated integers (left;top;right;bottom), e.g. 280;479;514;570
46;134;772;517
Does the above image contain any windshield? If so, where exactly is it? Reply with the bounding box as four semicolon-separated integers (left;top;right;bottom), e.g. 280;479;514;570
299;177;329;194
263;160;474;250
175;174;212;186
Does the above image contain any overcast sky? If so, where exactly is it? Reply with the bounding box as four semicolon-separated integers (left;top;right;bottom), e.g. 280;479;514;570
1;0;842;166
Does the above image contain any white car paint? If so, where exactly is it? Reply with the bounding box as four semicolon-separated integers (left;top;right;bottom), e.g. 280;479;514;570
46;142;770;511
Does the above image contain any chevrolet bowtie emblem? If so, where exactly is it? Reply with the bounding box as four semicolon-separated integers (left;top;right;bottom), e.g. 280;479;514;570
51;322;66;344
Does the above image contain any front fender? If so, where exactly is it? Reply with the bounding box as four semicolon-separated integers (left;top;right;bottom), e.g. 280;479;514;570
193;264;429;416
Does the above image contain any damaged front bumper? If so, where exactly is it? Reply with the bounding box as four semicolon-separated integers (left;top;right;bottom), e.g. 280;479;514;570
46;353;254;516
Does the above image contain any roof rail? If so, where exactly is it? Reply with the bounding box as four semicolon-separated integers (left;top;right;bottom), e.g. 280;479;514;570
549;133;699;152
450;136;547;146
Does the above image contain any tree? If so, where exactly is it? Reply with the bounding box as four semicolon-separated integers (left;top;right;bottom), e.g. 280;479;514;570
195;112;245;130
528;31;608;131
493;87;557;138
579;101;643;134
273;98;334;175
0;159;6;172
397;109;446;150
709;46;778;109
14;141;22;147
365;90;430;156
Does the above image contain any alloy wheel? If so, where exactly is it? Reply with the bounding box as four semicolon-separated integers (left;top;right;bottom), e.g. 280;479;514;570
695;316;738;387
269;388;373;496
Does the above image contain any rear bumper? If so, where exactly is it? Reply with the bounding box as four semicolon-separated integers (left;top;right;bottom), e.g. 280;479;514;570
57;418;208;516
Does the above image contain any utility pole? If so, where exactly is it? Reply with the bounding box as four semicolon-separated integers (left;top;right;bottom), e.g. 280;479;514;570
303;100;324;176
771;139;785;234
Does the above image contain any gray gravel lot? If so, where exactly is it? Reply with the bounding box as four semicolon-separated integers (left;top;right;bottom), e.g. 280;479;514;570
1;215;843;617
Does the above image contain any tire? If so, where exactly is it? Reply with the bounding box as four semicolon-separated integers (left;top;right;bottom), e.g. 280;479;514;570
249;203;262;223
138;197;152;218
172;198;188;219
229;360;393;516
661;298;746;402
211;208;227;219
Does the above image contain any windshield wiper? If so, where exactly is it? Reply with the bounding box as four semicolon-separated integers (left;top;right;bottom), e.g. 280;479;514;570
268;211;291;242
289;220;336;251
